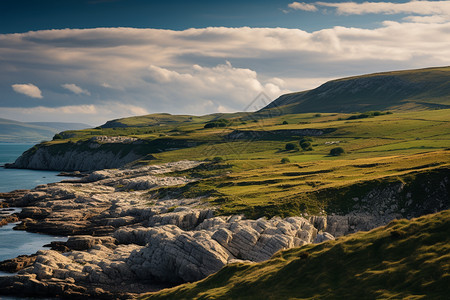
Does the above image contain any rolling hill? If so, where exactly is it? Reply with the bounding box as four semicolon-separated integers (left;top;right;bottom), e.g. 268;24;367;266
0;118;90;143
262;66;450;114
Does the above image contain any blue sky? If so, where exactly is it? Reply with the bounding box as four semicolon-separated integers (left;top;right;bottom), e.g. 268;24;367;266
1;0;450;124
0;0;406;33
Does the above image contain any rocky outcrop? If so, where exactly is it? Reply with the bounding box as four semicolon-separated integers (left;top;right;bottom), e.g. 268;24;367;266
317;171;450;236
0;254;36;273
0;160;335;298
9;145;143;171
116;214;328;283
3;212;329;296
0;207;20;227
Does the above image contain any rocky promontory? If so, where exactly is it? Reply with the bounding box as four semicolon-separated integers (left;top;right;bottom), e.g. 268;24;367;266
0;160;335;299
1;159;448;299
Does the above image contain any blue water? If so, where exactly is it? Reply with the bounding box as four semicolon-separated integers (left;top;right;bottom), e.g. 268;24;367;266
0;144;61;193
0;143;67;287
0;221;67;261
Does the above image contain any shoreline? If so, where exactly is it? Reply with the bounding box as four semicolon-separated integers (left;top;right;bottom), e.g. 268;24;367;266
0;160;448;299
0;161;336;298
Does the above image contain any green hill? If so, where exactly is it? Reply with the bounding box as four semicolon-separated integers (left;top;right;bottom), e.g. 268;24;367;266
262;66;450;114
143;209;450;299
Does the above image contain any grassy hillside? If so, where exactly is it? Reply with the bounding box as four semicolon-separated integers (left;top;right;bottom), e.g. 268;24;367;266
263;66;450;114
143;209;450;299
32;108;450;217
17;67;450;217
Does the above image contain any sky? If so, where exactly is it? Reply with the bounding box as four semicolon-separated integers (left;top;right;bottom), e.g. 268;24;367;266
1;0;450;125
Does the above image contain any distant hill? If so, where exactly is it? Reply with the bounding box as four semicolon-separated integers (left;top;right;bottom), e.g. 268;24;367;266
262;66;450;114
0;118;90;143
27;122;90;133
99;112;245;128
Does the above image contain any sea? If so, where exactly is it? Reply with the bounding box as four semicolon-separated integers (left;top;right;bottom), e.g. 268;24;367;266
0;143;67;284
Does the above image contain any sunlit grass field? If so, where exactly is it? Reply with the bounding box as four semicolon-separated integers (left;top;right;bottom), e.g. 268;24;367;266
41;108;450;217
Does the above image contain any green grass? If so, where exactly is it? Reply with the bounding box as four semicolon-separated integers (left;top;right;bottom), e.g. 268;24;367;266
142;209;450;300
27;108;450;217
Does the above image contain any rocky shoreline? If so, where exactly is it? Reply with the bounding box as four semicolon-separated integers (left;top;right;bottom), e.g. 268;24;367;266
0;160;447;299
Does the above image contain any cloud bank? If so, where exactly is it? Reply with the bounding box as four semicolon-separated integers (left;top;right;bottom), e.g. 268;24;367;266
288;1;450;20
1;3;450;124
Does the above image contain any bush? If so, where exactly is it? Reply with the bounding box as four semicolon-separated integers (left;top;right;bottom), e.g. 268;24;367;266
300;136;313;143
212;156;224;163
282;120;288;125
299;137;313;151
285;143;298;151
314;113;322;117
53;133;63;140
329;147;345;156
300;141;313;151
280;157;290;164
347;111;389;120
204;119;230;129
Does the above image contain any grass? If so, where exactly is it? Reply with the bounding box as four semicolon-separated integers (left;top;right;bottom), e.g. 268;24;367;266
142;209;450;300
25;108;450;217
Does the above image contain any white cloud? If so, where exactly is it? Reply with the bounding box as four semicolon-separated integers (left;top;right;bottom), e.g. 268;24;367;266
146;61;290;113
403;15;449;23
61;83;91;95
315;1;450;17
11;83;43;98
288;2;318;12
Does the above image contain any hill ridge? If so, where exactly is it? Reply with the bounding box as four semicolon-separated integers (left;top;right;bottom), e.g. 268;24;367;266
262;66;450;114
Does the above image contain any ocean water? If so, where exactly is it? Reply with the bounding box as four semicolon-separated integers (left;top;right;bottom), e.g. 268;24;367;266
0;144;61;193
0;143;67;286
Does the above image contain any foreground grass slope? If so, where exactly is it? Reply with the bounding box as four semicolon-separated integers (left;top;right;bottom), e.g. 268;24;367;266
144;209;450;300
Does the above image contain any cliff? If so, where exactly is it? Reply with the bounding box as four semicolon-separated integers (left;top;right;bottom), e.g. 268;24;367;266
7;137;152;171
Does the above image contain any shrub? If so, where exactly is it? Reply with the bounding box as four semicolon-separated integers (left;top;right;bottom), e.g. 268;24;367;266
212;156;224;163
300;136;313;143
347;111;389;120
280;157;290;164
282;120;288;125
314;113;322;117
299;137;313;151
300;141;313;151
204;119;230;129
285;143;298;151
53;133;63;140
329;147;345;156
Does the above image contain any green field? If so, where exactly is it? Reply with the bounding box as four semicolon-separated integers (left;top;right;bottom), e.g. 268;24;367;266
33;108;449;218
